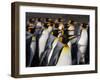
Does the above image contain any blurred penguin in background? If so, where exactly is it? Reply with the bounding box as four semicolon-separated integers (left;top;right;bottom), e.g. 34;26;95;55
52;18;59;37
34;17;44;38
27;18;36;34
58;18;64;38
77;23;88;64
26;18;36;67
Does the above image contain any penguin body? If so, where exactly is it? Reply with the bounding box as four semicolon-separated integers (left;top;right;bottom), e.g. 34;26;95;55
39;27;52;58
29;36;36;66
56;45;72;66
77;29;88;64
48;38;59;63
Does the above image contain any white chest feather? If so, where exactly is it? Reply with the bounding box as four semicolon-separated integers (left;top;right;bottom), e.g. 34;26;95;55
78;29;88;45
56;46;72;66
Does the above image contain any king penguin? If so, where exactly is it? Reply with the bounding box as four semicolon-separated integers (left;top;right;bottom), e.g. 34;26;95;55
39;24;52;58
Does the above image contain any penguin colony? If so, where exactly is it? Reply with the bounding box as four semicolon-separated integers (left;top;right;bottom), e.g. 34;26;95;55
26;17;89;67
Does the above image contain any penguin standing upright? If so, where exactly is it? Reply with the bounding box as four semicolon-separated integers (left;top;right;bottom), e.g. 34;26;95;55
39;23;52;58
77;23;88;64
67;20;78;65
47;38;59;65
26;31;32;67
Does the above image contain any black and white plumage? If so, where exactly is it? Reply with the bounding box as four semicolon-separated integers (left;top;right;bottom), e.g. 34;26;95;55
77;28;88;64
29;36;36;66
26;32;32;67
39;34;55;66
47;38;59;65
47;37;72;66
39;26;52;58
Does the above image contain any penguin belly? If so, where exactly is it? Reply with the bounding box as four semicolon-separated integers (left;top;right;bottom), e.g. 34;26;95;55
56;45;72;66
39;30;49;58
78;29;88;46
77;29;88;64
